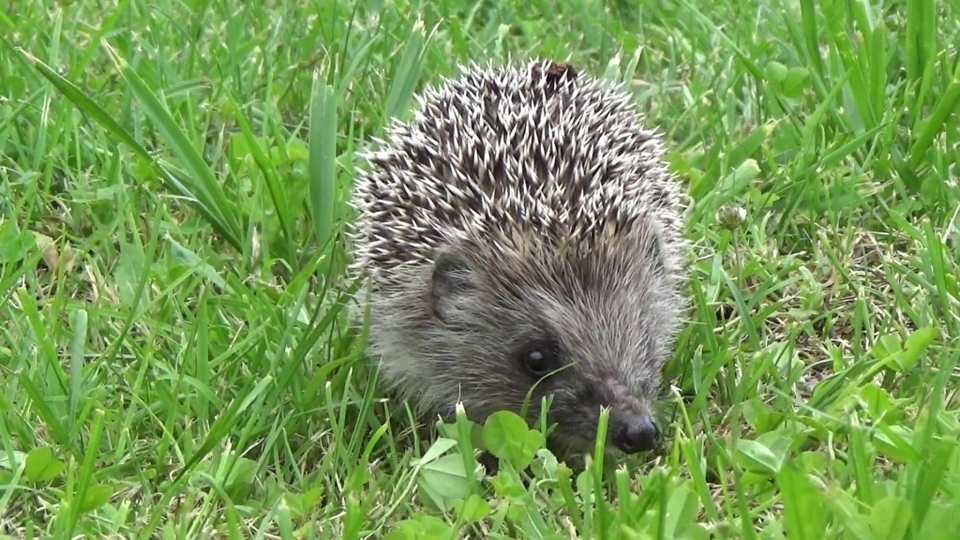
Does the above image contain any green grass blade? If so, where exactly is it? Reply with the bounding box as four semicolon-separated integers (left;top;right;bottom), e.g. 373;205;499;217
308;73;339;254
384;20;430;121
21;51;153;163
101;41;246;253
224;93;298;267
22;48;245;254
909;75;960;169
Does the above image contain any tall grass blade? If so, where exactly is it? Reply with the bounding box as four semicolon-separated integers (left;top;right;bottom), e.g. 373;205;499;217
102;41;246;252
308;73;339;255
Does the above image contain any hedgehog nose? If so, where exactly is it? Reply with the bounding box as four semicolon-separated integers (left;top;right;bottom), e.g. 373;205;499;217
612;414;659;454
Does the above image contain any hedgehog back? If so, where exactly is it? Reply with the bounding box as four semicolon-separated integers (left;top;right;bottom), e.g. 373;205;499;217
349;60;685;287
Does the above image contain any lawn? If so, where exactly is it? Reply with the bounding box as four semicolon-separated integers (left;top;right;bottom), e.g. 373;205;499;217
2;0;959;537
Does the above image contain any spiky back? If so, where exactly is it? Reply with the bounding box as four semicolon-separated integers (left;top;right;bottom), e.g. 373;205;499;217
348;59;685;287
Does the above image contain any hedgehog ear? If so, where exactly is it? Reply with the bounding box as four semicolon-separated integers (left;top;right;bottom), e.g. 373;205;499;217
430;248;480;323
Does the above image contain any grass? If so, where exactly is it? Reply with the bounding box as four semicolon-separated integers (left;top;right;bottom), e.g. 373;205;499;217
1;0;959;537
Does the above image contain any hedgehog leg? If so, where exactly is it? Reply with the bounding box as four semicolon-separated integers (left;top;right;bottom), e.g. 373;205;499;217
478;450;500;476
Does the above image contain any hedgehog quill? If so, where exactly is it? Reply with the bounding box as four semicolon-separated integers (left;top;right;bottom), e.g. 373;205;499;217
347;59;688;462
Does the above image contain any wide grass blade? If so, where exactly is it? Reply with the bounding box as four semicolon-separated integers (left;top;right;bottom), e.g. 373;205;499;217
102;41;246;252
905;0;937;86
308;73;339;255
22;48;246;253
384;20;431;121
909;75;960;169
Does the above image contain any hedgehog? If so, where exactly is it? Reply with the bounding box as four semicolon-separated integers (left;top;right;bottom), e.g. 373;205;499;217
347;59;688;462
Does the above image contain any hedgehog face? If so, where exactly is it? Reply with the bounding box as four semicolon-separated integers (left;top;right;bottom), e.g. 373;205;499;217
426;234;680;458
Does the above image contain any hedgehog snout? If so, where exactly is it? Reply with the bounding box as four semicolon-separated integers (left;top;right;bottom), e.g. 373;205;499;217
609;411;659;454
592;375;661;453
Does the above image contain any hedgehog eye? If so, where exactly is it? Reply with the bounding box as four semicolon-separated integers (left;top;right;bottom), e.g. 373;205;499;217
517;340;559;378
525;349;549;375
